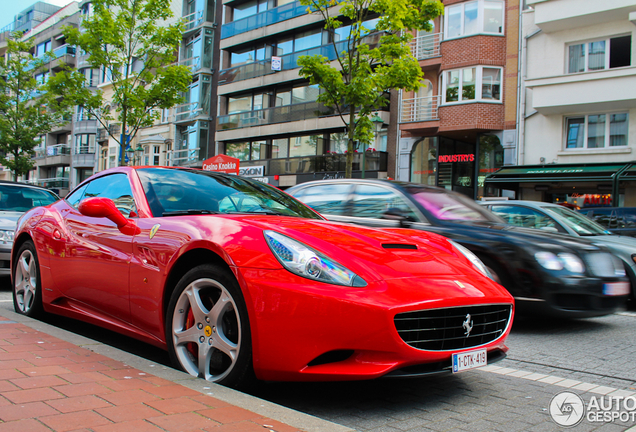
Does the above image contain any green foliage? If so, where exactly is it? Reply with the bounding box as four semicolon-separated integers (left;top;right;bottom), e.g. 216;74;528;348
47;0;191;166
298;0;443;177
0;33;70;181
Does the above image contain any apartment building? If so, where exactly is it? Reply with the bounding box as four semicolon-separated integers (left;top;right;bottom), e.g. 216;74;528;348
485;0;636;207
397;0;520;200
216;0;393;187
0;2;63;183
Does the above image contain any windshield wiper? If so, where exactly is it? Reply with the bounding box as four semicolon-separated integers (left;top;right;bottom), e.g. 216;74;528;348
162;209;218;216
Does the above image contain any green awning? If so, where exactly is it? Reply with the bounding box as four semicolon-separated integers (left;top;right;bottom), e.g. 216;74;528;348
620;165;636;180
485;163;631;184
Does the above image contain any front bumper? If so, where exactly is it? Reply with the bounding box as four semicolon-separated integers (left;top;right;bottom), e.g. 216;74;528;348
237;268;514;382
0;247;11;276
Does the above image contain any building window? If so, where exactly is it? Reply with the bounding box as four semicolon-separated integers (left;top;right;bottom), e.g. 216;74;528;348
565;113;628;149
75;134;96;154
35;71;50;85
35;40;51;57
445;0;504;39
443;66;501;103
568;35;631;73
226;140;268;161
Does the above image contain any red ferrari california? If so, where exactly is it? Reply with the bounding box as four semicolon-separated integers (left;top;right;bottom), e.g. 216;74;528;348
12;167;514;388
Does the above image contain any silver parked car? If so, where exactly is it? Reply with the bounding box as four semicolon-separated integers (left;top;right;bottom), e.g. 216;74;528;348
480;200;636;299
0;182;59;276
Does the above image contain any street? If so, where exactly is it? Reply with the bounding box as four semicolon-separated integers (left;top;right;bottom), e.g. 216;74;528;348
0;283;635;431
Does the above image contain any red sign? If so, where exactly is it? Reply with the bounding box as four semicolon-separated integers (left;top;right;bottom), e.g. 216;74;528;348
439;154;475;163
202;154;239;175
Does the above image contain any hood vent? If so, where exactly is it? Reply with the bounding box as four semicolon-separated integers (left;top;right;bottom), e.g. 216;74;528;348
382;243;418;250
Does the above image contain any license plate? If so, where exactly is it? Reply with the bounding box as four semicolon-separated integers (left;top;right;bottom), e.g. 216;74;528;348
603;282;630;296
452;349;487;373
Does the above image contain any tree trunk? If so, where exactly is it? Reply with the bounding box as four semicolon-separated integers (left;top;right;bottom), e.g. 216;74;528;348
345;105;356;178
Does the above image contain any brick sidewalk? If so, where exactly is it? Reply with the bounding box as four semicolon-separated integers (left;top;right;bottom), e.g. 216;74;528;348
0;317;302;432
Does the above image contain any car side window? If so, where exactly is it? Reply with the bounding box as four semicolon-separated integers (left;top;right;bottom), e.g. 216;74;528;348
65;184;88;210
589;209;615;229
350;185;417;220
490;205;557;230
616;209;636;228
83;174;137;217
295;184;352;215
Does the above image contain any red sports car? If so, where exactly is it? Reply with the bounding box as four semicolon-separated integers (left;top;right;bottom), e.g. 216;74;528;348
12;167;514;388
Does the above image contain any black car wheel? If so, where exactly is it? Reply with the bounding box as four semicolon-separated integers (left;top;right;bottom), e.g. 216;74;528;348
12;240;44;317
166;264;254;389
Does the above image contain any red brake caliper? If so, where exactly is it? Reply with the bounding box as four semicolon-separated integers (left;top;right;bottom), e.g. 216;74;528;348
185;307;198;359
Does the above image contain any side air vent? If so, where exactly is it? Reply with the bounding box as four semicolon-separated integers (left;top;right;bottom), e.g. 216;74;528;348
382;244;418;250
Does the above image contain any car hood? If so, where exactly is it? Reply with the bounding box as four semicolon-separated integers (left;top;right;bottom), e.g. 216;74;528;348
238;216;496;283
585;235;636;260
449;220;603;251
0;211;23;230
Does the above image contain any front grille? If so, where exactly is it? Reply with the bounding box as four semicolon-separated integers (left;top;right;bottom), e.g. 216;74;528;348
394;304;512;351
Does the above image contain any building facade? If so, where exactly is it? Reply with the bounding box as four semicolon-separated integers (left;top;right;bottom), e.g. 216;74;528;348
397;0;520;200
215;0;393;187
485;0;636;208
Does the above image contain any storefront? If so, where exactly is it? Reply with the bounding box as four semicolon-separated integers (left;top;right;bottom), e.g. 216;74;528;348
484;162;636;208
410;135;504;200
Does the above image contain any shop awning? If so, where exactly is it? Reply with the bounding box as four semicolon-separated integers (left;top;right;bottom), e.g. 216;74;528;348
485;163;632;185
619;164;636;181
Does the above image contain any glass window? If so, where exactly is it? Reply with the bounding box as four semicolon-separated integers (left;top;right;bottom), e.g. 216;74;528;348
276;38;293;56
446;70;460;102
296;183;352;215
0;185;57;212
481;68;501;100
351;185;417;220
66;184;88;209
294;29;322;52
83;173;137;217
407;187;499;221
251;140;267;160
228;95;252;114
565;113;628;150
292;85;320;104
35;40;51;57
462;67;476;100
275;89;291;106
567;36;631;74
231;47;257;66
329;133;348;154
233;0;257;20
272;138;289;158
289;135;322;157
490;205;557;230
226;142;250;160
444;0;504;39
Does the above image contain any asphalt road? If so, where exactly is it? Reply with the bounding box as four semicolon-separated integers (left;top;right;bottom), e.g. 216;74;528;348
1;281;635;431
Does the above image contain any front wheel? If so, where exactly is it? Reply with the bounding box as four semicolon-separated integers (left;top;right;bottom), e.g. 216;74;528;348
165;264;254;388
13;240;44;317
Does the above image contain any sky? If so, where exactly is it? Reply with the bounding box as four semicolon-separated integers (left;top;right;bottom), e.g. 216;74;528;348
1;0;76;31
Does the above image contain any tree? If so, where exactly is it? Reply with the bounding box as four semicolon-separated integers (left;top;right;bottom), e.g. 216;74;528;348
0;34;68;181
48;0;192;167
298;0;443;178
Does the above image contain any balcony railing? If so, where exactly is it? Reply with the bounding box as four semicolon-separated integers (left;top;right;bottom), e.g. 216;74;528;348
167;147;200;166
183;10;205;32
239;152;388;176
28;177;69;188
179;56;202;71
26;44;76;71
217;101;335;130
175;101;209;122
400;95;440;123
409;32;442;60
219;32;383;85
221;1;307;39
73;113;96;122
35;144;71;158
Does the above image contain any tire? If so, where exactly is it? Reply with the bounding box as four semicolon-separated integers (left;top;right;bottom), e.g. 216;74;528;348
165;264;254;389
12;240;44;317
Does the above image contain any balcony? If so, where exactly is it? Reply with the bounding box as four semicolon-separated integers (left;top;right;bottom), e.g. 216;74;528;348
27;44;76;71
221;1;307;39
217;101;335;130
529;0;636;33
240;152;388;176
409;32;442;60
72;150;96;168
400;95;440;123
97;128;109;141
175;101;210;123
34;144;71;167
167;147;200;167
219;32;382;85
28;177;70;189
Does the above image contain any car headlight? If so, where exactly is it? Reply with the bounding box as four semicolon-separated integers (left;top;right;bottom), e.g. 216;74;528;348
534;251;585;273
0;230;14;244
264;230;367;287
447;240;493;280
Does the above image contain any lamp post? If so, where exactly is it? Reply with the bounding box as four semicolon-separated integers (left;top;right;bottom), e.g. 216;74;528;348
367;113;384;179
134;145;144;166
126;145;145;166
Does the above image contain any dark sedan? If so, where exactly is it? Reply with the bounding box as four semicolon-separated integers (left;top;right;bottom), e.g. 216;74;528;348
287;179;629;318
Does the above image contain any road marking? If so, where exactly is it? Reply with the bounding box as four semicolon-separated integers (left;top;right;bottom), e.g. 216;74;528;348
617;311;636;317
0;300;12;303
480;365;634;398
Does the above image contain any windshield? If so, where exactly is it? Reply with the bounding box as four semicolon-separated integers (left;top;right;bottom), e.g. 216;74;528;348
0;185;58;212
136;168;322;219
545;205;611;235
405;186;503;222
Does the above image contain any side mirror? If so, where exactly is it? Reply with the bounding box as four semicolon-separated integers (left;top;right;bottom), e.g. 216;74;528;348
382;208;411;227
79;197;140;235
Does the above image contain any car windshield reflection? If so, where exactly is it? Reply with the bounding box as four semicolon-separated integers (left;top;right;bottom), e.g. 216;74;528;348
0;185;58;212
405;187;500;222
137;168;321;219
545;206;611;236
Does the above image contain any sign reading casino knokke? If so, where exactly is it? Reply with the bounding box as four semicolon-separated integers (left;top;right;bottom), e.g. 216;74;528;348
202;154;240;175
